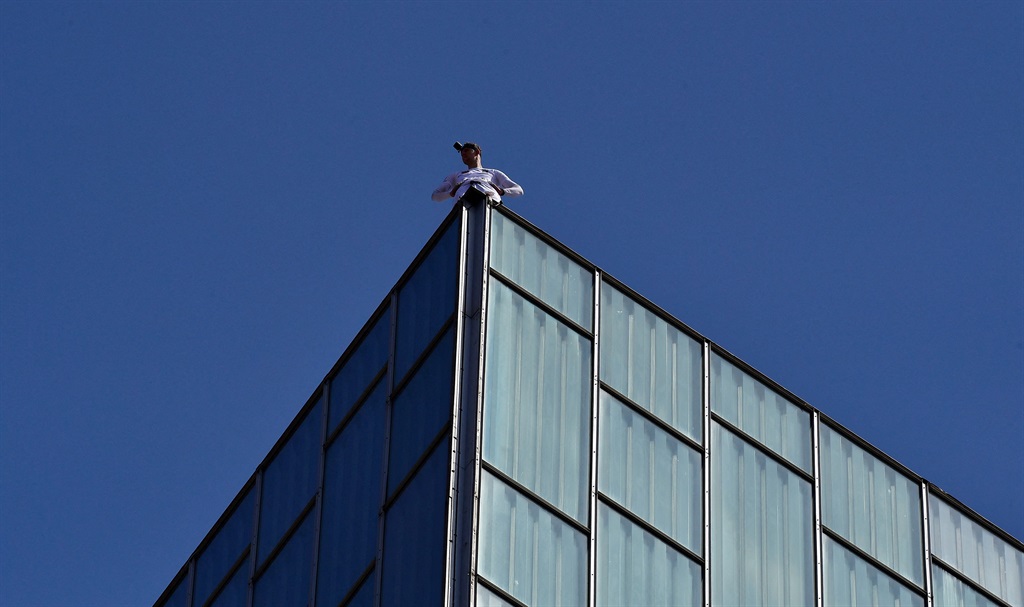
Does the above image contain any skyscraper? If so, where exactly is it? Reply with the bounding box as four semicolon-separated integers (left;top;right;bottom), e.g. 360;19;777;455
155;201;1023;607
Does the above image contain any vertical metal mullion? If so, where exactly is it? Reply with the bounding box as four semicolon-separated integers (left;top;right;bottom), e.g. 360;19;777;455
921;482;934;607
702;341;711;607
184;558;196;607
247;472;263;607
587;271;601;607
813;411;824;607
308;383;330;606
374;293;399;607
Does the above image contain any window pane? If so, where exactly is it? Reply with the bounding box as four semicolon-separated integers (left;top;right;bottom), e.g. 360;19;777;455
317;379;386;607
257;398;323;563
253;511;315;607
157;573;190;607
380;441;449;607
933;564;1003;607
600;283;702;442
477;470;587;607
208;560;249;607
710;354;810;471
490;212;593;328
711;422;813;607
598;504;701;607
483;280;591;523
820;424;924;586
345;575;376;607
388;327;454;495
823;535;924;607
395;219;460;382
477;584;519;607
598;390;701;552
194;487;255;607
929;494;1024;606
329;308;389;432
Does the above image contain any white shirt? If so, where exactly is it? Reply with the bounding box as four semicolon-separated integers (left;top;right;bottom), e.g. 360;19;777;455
431;167;523;203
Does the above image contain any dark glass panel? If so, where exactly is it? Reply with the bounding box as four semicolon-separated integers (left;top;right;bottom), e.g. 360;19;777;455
257;397;323;563
208;561;248;607
395;219;460;382
157;573;189;607
316;379;386;607
387;327;454;495
380;441;449;607
344;574;375;607
252;511;315;607
194;487;255;607
329;308;390;432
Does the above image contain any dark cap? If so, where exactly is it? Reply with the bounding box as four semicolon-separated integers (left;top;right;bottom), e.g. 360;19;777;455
454;141;481;153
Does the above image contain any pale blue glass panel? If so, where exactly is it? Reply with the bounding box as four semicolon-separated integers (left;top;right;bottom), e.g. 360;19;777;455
387;327;454;494
820;424;924;586
598;390;701;552
380;442;448;607
597;504;702;607
933;565;1003;607
711;422;813;607
257;397;323;563
194;487;255;607
477;470;587;607
329;308;389;432
710;354;810;471
483;280;591;523
395;219;460;382
208;562;248;607
600;283;702;441
929;494;1024;606
490;212;592;328
158;574;189;607
477;584;518;607
316;379;386;607
253;511;315;607
823;535;924;607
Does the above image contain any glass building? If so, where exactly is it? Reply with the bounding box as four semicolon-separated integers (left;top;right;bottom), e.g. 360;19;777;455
155;202;1023;607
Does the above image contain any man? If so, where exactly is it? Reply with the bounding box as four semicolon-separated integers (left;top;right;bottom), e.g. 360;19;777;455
431;142;523;206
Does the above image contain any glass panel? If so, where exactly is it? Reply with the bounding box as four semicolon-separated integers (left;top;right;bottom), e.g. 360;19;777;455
477;470;587;607
820;424;924;586
380;441;449;607
345;574;376;607
823;535;924;607
477;584;519;607
395;219;460;382
600;283;702;441
929;494;1024;606
483;280;591;523
490;212;593;328
597;504;701;607
317;379;387;607
388;327;454;494
710;353;810;471
194;487;255;606
208;561;249;607
257;398;323;563
711;422;813;607
933;564;1003;607
329;308;389;432
252;511;315;607
158;573;190;607
598;390;701;552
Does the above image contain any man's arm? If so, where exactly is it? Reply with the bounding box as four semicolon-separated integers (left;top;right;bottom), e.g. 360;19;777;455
490;170;523;198
431;173;457;202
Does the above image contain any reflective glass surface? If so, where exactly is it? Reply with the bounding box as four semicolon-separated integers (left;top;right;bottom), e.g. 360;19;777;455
345;575;376;607
208;561;248;607
933;564;1003;607
329;308;389;432
317;379;386;607
194;487;255;607
478;470;587;607
823;535;924;607
387;327;454;494
598;389;701;552
252;511;315;607
490;212;593;328
380;441;449;607
256;397;323;563
477;584;519;607
711;354;810;471
597;504;702;607
930;494;1024;606
158;574;189;607
820;424;923;586
483;280;591;523
600;283;702;441
711;422;813;607
395;219;459;382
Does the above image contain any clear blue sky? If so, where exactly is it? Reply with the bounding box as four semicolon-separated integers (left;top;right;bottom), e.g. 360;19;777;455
1;2;1021;605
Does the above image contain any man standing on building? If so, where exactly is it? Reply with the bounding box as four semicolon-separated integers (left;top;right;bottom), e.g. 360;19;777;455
431;142;523;206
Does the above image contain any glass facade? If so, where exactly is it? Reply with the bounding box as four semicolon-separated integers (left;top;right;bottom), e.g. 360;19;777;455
155;203;1022;607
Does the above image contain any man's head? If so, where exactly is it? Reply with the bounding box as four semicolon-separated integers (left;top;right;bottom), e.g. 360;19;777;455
456;142;482;168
